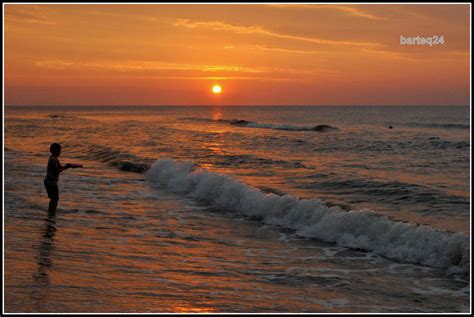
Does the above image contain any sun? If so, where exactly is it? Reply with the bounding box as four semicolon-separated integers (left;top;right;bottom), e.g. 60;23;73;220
212;85;222;94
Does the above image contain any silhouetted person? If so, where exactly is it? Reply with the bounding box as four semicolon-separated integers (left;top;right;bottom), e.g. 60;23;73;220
44;143;82;213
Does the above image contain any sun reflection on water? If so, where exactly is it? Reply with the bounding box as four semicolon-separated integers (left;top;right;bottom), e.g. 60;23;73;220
173;305;216;313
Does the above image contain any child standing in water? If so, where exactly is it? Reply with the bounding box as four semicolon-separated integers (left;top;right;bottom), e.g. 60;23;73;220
44;143;82;213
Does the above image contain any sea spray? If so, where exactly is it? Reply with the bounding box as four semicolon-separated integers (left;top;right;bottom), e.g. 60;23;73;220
146;158;469;275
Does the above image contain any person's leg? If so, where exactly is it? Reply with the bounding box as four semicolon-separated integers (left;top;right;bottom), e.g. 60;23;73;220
48;198;58;214
44;179;59;213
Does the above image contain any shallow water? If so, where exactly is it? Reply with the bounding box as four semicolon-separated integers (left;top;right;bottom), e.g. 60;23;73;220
3;105;471;312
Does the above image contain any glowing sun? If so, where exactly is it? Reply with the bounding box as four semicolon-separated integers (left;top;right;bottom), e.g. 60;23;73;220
212;85;222;94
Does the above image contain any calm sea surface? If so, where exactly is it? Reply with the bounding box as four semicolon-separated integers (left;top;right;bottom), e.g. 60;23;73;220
4;105;471;312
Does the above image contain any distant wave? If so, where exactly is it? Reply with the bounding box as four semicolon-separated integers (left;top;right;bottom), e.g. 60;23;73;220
145;158;469;275
179;117;339;132
428;139;470;149
47;113;78;119
407;122;470;130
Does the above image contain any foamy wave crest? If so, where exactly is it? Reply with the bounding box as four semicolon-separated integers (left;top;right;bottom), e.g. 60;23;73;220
146;158;469;275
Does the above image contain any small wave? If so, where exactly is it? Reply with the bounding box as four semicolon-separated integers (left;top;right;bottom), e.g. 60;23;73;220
408;122;469;130
73;145;151;173
111;161;149;173
295;175;469;214
257;186;287;196
429;139;470;149
47;113;77;119
178;117;215;123
145;158;469;275
208;153;308;169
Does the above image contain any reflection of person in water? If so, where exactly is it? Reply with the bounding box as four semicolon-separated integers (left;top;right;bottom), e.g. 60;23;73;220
34;210;57;287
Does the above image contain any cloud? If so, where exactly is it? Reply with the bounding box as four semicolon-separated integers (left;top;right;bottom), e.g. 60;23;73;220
5;5;56;25
35;60;75;69
32;59;325;82
331;5;388;20
255;45;321;55
33;59;312;75
103;61;268;73
135;76;294;81
32;59;303;81
361;48;471;62
173;19;383;48
268;4;388;21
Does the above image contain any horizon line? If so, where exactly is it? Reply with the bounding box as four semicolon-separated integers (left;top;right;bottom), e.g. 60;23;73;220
4;104;471;107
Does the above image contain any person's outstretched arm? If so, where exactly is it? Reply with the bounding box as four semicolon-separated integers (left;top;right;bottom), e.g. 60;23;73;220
56;158;83;173
63;163;83;170
56;159;69;173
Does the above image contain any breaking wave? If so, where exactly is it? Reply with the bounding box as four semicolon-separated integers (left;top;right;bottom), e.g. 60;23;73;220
145;158;469;275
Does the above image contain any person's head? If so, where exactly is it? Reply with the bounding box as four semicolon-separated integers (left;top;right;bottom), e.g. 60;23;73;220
50;143;61;157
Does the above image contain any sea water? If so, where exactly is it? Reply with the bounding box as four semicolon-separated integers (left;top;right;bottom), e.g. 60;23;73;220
3;105;471;312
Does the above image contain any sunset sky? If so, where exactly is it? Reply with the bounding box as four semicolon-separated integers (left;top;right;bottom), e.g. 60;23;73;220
4;3;471;106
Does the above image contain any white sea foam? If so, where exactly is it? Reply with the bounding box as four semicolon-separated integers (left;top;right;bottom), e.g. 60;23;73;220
146;158;469;274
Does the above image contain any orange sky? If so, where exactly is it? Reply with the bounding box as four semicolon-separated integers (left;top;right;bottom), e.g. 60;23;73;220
4;3;471;106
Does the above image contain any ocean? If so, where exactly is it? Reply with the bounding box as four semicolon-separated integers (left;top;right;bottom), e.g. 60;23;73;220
3;105;471;313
